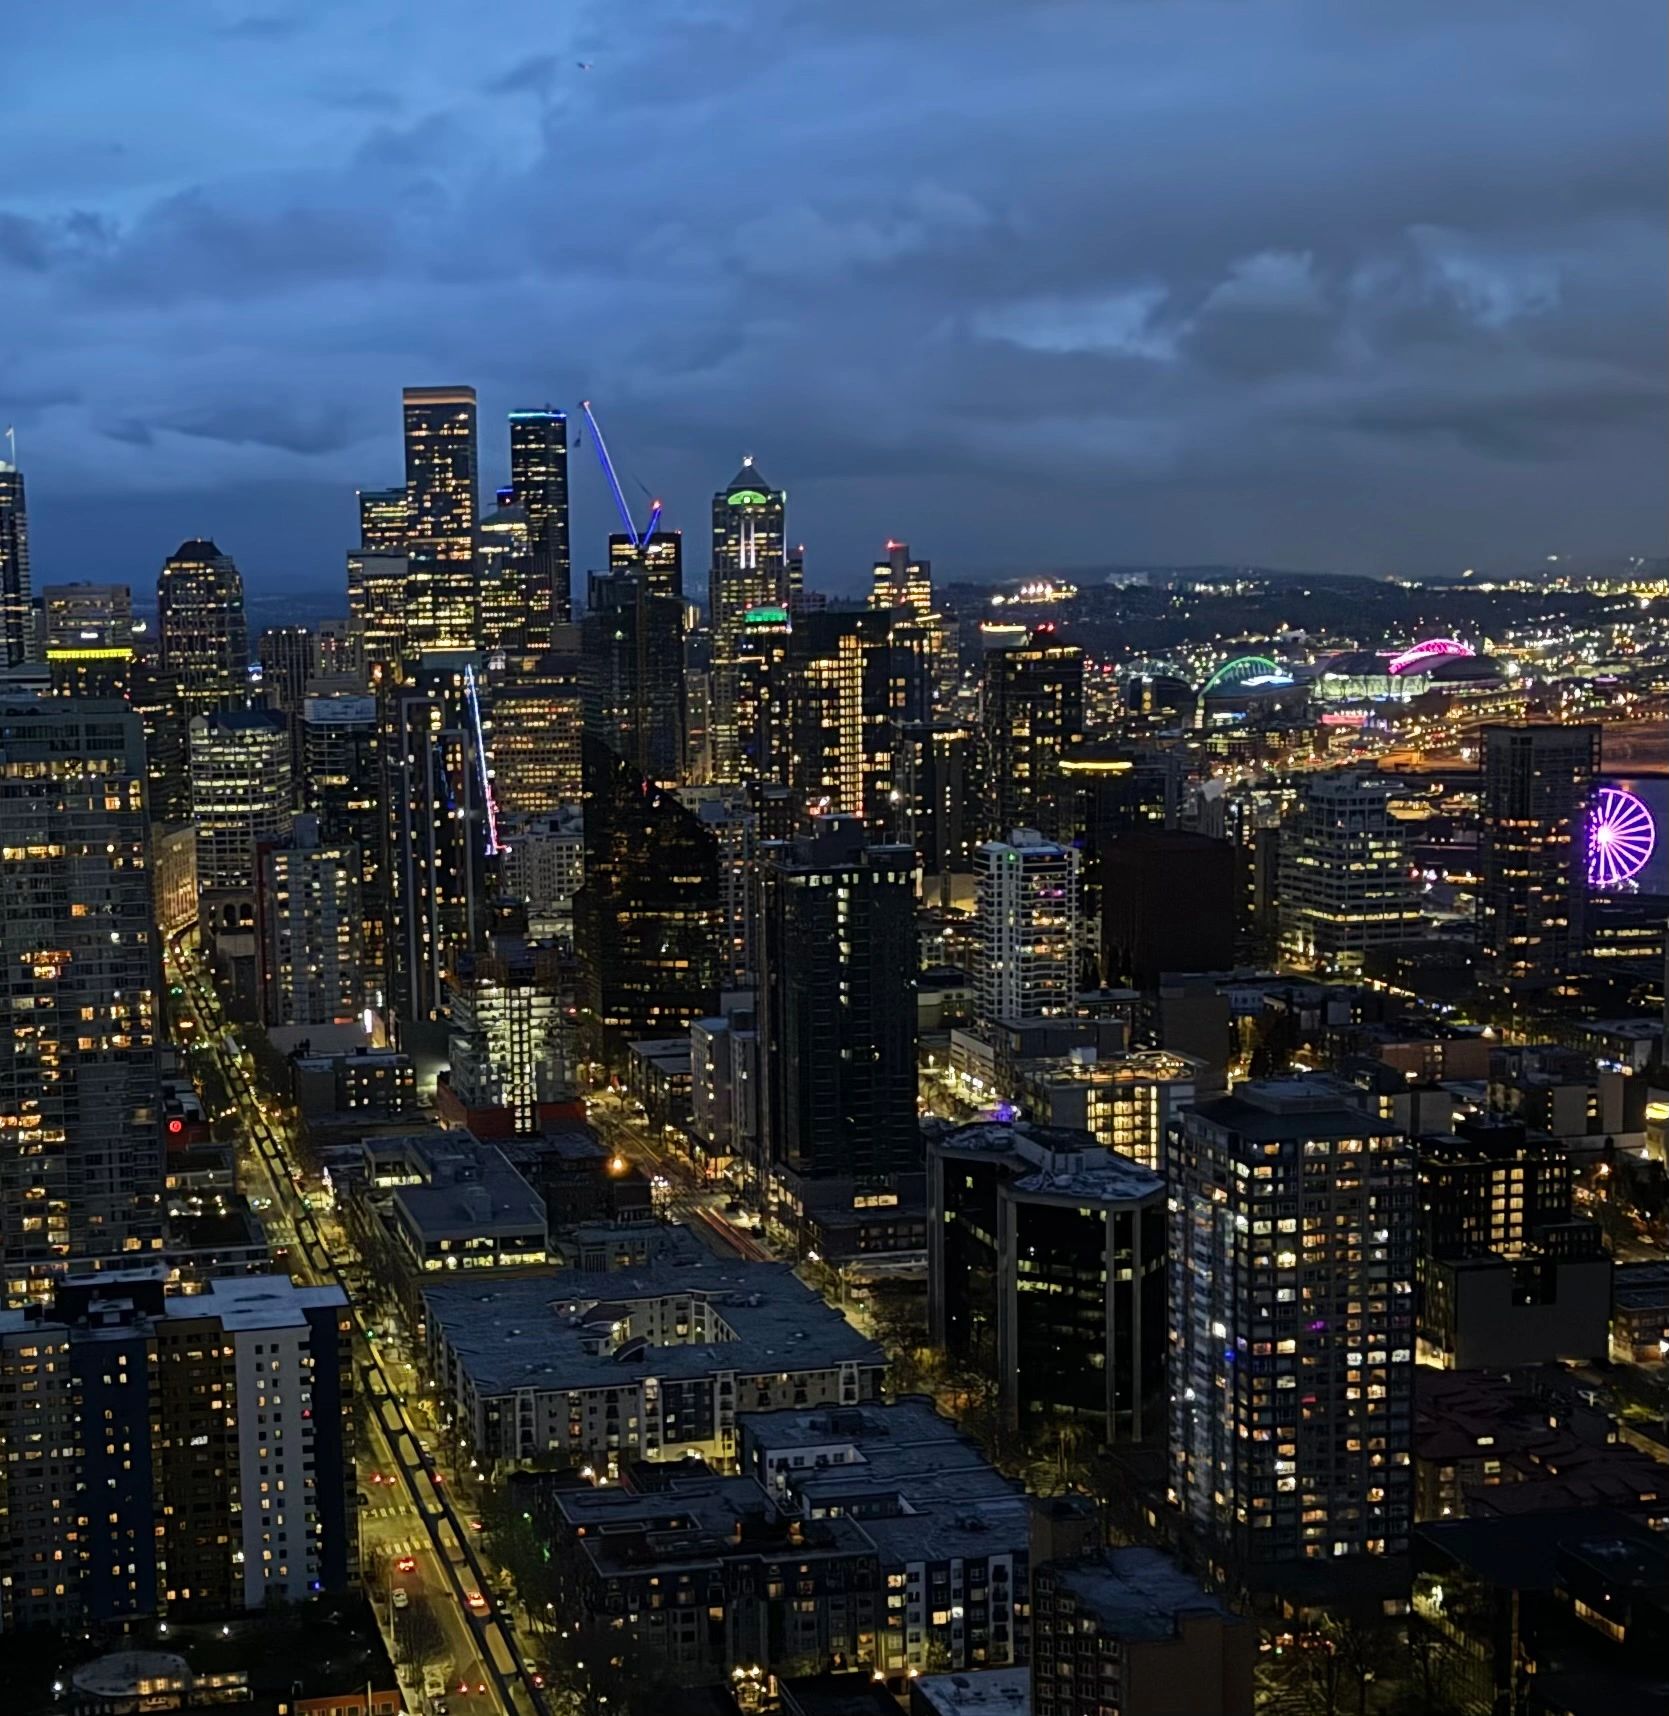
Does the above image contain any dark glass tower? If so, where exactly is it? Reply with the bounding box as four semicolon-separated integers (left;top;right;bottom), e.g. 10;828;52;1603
1477;723;1601;994
0;447;33;668
574;735;722;1067
402;386;479;652
508;408;571;633
156;539;250;715
757;816;918;1188
581;570;685;786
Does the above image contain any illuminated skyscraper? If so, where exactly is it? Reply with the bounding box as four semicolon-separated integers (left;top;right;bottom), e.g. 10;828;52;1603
785;607;927;831
402;385;479;651
442;925;570;1135
0;696;163;1288
508;407;570;632
477;498;535;658
357;485;407;552
1477;723;1601;994
42;582;134;699
609;530;683;602
346;549;409;687
869;540;932;617
980;627;1084;840
189;708;294;893
733;604;793;788
487;651;584;814
157;539;250;715
1169;1078;1415;1574
709;457;787;779
0;448;32;668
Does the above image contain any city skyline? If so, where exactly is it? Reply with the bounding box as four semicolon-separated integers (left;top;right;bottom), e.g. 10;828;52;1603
3;0;1665;593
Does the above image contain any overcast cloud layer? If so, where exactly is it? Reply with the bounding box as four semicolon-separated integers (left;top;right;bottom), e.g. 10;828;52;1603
3;0;1664;594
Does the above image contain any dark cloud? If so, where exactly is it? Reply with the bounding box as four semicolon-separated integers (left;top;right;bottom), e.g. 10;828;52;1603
2;0;1663;590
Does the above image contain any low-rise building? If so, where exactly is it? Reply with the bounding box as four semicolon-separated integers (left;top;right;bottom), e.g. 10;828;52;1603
290;1045;416;1123
740;1398;1032;1677
1415;1368;1667;1523
423;1256;884;1470
1030;1548;1254;1716
1612;1260;1669;1362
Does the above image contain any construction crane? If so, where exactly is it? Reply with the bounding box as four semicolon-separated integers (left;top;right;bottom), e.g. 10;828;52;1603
580;399;662;549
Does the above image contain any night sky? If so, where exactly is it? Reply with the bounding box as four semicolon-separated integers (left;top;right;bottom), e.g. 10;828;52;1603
4;0;1664;596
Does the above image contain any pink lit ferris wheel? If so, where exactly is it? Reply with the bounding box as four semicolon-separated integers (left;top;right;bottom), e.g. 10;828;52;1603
1587;786;1656;890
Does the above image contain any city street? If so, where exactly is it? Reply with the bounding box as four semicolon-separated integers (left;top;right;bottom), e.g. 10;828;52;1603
165;931;547;1716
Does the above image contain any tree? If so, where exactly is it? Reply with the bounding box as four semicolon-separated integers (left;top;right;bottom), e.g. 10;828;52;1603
393;1595;446;1667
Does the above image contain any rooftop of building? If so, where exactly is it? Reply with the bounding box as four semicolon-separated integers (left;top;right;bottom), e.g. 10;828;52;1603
928;1119;1163;1203
424;1258;883;1396
166;1273;347;1330
1418;1506;1668;1593
1189;1075;1397;1143
782;1671;917;1716
1043;1547;1236;1642
911;1668;1032;1715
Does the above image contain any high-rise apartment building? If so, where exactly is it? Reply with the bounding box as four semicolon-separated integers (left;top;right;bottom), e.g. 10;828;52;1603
157;539;250;715
868;539;932;617
757;817;918;1188
499;806;584;944
1101;830;1237;988
1169;1078;1415;1578
508;407;571;631
0;698;164;1291
188;707;293;892
356;484;408;552
1477;723;1601;993
0;449;32;668
441;925;570;1135
42;582;134;699
580;570;685;785
402;385;479;652
257;815;364;1027
575;735;723;1065
1278;770;1421;972
975;829;1081;1025
0;1270;353;1630
980;628;1084;841
710;457;787;779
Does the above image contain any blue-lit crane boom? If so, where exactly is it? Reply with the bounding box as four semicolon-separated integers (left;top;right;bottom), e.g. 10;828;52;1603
580;399;661;550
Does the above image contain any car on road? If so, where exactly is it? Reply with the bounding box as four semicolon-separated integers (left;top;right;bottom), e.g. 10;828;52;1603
391;1587;409;1610
395;1554;417;1573
356;1491;370;1507
464;1589;489;1615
